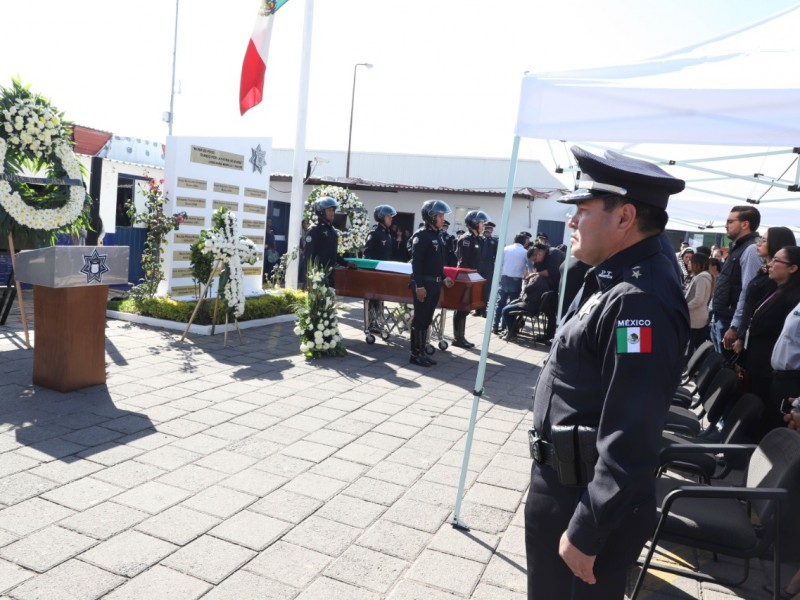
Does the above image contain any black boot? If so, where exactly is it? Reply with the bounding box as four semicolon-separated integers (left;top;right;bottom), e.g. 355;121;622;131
422;328;437;364
409;329;432;367
452;314;475;349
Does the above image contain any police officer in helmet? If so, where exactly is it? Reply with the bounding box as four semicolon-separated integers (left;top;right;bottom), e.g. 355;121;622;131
408;199;454;366
363;205;397;331
453;210;490;348
525;146;689;599
441;220;458;267
305;196;347;287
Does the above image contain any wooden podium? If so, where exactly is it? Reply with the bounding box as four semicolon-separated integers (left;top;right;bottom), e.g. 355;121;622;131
14;246;129;392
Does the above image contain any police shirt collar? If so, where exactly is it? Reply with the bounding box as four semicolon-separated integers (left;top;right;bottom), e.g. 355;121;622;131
591;236;662;291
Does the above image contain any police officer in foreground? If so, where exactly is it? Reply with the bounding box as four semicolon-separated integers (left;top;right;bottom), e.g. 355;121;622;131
304;196;347;287
454;210;490;347
525;146;689;599
408;200;454;367
363;205;397;331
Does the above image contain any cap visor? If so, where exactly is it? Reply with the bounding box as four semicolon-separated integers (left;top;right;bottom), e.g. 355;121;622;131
557;189;617;204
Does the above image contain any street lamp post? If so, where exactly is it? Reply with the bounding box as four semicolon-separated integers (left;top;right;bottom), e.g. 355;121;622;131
346;62;373;178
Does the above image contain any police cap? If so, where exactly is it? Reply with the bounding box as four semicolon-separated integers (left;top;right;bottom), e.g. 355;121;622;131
559;146;685;209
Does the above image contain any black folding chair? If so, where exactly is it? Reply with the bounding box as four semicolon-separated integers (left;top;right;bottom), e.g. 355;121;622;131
631;428;800;600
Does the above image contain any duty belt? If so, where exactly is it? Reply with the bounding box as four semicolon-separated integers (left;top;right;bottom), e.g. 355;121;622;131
528;430;556;466
418;275;442;283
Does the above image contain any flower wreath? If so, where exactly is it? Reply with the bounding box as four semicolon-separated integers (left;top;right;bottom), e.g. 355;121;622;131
202;207;258;318
0;79;89;243
304;185;368;255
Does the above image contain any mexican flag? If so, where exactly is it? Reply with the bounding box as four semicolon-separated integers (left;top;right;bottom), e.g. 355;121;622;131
239;0;291;115
616;326;652;353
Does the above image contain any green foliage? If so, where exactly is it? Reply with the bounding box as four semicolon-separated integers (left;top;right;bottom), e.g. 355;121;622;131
107;289;306;325
293;260;346;358
125;174;187;300
189;229;214;296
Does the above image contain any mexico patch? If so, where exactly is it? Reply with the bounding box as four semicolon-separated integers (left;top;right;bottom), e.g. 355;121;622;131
616;326;652;353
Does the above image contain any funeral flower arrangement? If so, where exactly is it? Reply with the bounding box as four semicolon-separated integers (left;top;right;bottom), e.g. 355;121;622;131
269;185;367;288
0;79;90;244
305;185;368;255
202;207;258;318
294;259;346;357
126;175;186;299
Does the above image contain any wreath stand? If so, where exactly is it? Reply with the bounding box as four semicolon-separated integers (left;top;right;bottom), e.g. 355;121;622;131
181;260;243;347
7;234;31;348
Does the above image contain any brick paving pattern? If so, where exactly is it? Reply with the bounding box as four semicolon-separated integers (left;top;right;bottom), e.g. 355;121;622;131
0;291;792;598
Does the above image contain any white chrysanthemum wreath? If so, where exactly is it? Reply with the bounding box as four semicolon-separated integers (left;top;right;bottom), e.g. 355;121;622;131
305;185;368;254
202;208;258;318
0;80;88;240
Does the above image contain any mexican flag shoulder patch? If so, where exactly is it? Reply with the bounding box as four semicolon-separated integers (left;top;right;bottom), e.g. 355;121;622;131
616;326;652;353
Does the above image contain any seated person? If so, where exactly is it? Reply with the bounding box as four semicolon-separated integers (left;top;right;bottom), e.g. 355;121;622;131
499;245;561;339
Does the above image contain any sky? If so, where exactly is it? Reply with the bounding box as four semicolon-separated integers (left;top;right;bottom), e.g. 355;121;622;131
2;0;798;166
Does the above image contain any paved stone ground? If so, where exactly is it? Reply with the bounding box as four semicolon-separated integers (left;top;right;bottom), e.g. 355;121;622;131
0;291;795;599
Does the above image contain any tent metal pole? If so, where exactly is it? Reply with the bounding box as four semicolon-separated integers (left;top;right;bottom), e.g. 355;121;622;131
556;216;573;323
451;136;521;531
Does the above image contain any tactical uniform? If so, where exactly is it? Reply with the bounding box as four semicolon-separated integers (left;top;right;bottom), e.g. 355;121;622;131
444;232;458;266
477;231;499;315
305;219;341;287
453;230;483;347
408;226;448;365
364;208;396;331
525;146;688;599
364;223;394;261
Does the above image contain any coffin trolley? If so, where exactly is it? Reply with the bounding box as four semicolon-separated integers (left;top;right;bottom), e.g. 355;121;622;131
335;261;485;354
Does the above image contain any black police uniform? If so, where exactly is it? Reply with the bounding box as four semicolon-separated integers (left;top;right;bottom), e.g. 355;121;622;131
525;236;689;599
442;231;458;267
363;223;394;329
477;233;499;314
304;219;343;287
364;223;394;261
453;232;483;345
409;226;447;333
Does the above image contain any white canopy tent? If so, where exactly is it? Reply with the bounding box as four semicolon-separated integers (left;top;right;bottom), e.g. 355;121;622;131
451;3;800;528
518;2;800;232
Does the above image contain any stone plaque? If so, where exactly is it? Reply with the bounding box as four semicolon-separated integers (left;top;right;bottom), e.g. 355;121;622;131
183;215;206;227
244;203;267;215
190;146;245;171
171;285;197;297
213;182;240;195
177;177;207;191
174;233;200;245
176;196;207;209
212;199;239;211
244;187;268;199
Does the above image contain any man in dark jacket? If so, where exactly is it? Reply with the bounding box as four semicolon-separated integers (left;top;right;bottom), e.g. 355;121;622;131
709;205;761;357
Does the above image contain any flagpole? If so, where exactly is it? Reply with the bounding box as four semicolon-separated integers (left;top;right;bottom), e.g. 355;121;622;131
284;0;315;289
167;0;179;135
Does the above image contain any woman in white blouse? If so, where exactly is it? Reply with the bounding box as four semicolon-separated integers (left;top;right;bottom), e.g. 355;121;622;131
684;252;714;355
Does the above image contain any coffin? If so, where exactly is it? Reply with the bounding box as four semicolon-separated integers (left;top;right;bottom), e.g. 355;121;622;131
334;267;485;311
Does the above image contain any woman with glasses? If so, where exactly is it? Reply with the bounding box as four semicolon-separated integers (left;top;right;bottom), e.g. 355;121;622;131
740;245;800;437
732;227;796;357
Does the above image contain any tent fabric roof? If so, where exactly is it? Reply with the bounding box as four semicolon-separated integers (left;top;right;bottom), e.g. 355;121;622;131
516;4;800;147
513;4;800;233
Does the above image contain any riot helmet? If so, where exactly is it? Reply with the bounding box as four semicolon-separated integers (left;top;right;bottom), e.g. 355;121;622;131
421;199;451;227
465;210;490;231
374;204;397;222
314;196;339;215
